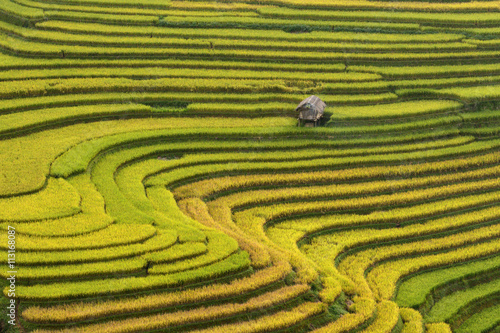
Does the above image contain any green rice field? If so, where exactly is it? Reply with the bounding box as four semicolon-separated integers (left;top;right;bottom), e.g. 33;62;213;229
0;0;499;331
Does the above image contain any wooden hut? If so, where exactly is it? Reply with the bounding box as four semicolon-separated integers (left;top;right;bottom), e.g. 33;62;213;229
296;95;326;127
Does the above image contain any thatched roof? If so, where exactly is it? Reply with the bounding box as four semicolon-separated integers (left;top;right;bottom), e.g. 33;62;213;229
296;95;326;120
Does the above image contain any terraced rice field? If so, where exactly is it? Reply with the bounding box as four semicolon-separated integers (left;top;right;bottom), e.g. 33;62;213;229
0;0;499;332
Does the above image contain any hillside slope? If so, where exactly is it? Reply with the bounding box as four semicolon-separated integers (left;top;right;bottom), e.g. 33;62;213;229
0;0;499;332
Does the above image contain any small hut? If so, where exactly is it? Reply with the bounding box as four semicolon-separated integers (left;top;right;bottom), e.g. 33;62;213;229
296;95;326;127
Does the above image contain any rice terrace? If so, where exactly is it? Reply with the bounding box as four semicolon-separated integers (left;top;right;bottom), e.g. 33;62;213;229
0;0;500;331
